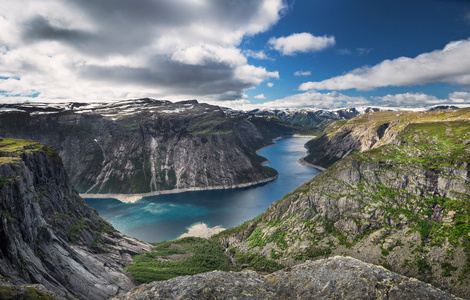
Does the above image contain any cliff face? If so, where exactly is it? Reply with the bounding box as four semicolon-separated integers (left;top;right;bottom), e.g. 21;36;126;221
304;108;470;168
112;256;458;300
215;110;470;298
0;138;152;299
0;99;280;194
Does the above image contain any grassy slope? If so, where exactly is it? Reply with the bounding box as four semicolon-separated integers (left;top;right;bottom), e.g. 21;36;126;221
126;237;283;283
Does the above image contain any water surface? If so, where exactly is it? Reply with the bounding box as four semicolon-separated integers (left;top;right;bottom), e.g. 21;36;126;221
85;137;321;242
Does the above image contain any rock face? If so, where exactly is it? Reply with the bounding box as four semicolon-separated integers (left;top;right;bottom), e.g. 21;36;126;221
215;108;470;298
112;256;459;300
0;138;152;299
0;99;281;194
304;108;470;168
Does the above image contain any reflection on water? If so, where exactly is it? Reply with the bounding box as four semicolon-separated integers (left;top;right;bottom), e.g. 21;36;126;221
85;137;321;242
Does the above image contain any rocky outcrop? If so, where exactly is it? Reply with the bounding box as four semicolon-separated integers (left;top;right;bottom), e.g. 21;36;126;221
215;109;470;298
0;99;281;194
0;138;152;299
112;256;459;300
304;107;470;168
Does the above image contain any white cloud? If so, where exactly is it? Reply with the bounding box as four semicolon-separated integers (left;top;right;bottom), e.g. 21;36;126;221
356;48;373;56
228;91;470;110
254;94;267;100
267;82;274;87
268;32;335;56
448;91;470;103
243;50;270;60
300;38;470;91
372;93;442;106
234;91;369;110
0;0;286;102
294;70;311;76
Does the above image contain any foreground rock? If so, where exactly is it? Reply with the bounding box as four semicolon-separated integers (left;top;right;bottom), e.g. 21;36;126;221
0;138;152;299
113;256;459;300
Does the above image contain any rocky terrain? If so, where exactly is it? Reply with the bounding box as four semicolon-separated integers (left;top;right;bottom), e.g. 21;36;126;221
0;138;152;299
113;256;459;300
249;107;360;127
0;99;296;195
304;107;470;168
215;108;470;298
1;107;468;299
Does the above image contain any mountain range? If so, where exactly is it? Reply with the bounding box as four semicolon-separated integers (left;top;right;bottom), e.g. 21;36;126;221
0;101;469;299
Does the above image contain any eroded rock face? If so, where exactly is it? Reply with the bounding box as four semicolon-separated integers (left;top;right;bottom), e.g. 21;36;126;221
0;99;277;194
112;257;459;300
0;139;152;299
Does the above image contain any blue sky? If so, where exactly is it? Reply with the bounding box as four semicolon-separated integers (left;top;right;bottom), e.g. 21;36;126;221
1;0;470;109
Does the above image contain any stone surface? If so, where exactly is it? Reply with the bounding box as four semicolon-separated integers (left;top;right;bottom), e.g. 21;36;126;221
113;257;460;300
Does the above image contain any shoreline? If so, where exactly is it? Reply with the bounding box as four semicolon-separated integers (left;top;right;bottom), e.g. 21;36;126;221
81;174;279;203
298;157;326;171
81;135;318;203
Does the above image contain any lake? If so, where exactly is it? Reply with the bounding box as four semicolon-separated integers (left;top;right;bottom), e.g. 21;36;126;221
85;137;321;242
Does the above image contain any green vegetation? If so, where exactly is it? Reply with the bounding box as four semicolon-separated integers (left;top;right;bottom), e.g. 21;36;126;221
0;286;58;300
227;247;283;273
188;115;232;136
126;237;231;283
0;138;43;165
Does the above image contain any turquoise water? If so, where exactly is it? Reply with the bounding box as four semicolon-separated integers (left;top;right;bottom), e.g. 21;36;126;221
85;137;321;242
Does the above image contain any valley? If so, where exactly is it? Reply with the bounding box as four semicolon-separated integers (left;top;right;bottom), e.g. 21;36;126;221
0;103;469;299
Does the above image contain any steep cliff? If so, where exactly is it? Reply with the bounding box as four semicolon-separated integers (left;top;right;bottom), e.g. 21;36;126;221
0;99;284;195
215;110;470;298
304;107;470;168
113;256;458;300
0;138;152;299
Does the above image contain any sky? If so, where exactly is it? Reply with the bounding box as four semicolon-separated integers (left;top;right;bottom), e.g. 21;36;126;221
1;0;470;110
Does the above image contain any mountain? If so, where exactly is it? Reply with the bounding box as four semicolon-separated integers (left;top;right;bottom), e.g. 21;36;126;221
304;107;470;168
0;99;318;196
0;138;152;299
214;108;470;298
247;107;360;127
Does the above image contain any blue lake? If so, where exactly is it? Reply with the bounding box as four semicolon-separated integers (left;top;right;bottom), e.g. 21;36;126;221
85;137;321;242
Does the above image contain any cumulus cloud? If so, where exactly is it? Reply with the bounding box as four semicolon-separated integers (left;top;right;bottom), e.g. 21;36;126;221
229;91;470;110
0;0;286;102
234;91;369;110
268;32;335;56
294;70;311;76
449;91;470;103
300;38;470;91
254;94;267;99
243;49;271;60
267;82;274;87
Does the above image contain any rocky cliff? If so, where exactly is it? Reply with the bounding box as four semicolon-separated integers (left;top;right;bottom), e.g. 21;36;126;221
0;99;288;195
113;256;458;300
0;138;152;299
215;108;470;298
304;107;470;168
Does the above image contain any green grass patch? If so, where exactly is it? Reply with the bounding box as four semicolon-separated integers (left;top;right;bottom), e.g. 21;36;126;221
126;237;231;283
